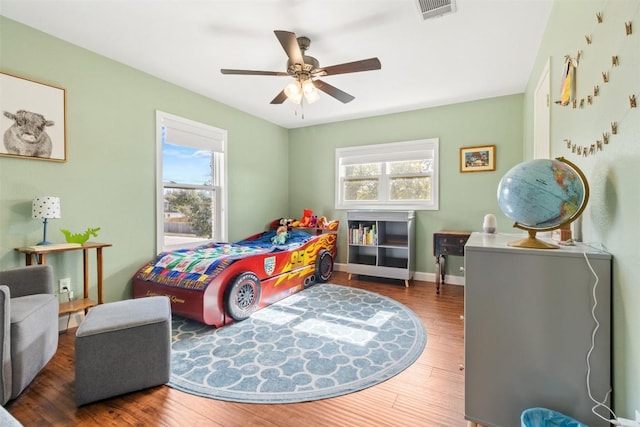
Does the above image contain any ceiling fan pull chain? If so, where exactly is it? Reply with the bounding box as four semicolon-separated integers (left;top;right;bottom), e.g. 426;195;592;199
293;98;306;120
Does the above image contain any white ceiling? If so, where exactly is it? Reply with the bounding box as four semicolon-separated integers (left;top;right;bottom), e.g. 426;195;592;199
1;0;554;129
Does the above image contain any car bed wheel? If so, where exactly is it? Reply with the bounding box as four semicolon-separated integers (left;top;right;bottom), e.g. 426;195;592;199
226;272;262;321
315;250;333;283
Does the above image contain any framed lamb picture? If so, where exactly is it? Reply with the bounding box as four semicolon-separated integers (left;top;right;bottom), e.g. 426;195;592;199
0;71;67;162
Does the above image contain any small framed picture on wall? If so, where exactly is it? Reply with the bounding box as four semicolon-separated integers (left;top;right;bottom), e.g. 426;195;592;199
0;71;67;162
460;145;496;173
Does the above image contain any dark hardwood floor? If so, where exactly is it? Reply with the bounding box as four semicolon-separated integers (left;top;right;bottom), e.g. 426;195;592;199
6;271;466;426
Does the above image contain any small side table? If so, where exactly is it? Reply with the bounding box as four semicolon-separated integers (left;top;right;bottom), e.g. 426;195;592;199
15;242;112;314
433;231;471;294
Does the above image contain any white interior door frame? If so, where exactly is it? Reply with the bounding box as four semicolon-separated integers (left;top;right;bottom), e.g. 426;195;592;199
533;58;551;159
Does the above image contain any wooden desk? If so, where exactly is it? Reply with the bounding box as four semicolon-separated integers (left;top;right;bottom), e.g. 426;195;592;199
433;231;471;294
15;242;112;314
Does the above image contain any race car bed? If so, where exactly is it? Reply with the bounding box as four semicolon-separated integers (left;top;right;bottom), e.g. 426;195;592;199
132;222;338;326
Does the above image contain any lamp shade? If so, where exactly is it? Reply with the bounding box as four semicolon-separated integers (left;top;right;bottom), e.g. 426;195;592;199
284;80;303;105
302;80;320;104
32;196;61;219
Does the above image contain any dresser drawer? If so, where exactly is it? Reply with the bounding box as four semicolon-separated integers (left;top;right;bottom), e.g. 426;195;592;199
433;232;471;257
438;244;465;256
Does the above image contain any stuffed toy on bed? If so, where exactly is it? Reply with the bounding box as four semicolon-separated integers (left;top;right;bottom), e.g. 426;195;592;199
271;226;289;245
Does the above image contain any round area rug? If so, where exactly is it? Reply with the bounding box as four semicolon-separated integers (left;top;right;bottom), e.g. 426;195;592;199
169;283;426;403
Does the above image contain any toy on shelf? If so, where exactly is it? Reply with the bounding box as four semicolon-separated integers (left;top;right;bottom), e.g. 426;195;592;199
300;209;313;227
271;214;339;233
60;227;101;245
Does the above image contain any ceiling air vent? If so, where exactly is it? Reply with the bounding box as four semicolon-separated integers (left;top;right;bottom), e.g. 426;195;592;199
416;0;456;20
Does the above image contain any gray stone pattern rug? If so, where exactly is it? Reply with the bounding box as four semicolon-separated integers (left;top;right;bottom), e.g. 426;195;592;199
169;283;426;403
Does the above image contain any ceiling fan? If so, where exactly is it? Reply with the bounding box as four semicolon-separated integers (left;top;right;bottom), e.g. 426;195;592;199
221;30;381;105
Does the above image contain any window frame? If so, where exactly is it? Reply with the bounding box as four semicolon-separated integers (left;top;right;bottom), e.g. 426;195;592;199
335;138;439;211
156;110;228;252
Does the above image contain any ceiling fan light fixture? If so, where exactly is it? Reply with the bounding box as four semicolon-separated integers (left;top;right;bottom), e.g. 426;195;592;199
290;92;303;105
284;80;303;104
302;80;320;104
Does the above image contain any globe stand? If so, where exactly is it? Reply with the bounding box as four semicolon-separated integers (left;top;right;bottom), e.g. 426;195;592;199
508;229;559;249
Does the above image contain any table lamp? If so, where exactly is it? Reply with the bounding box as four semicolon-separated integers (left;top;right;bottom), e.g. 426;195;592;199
32;196;61;245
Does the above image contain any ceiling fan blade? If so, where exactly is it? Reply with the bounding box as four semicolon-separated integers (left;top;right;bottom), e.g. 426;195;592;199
270;90;288;104
314;80;355;103
274;30;304;65
314;58;381;77
221;69;288;76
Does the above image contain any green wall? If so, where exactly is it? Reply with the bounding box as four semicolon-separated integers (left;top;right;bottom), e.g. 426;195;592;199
288;95;524;274
523;0;639;417
0;17;289;302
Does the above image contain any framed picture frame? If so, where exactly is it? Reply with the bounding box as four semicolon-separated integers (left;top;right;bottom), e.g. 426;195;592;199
0;71;66;162
460;144;496;173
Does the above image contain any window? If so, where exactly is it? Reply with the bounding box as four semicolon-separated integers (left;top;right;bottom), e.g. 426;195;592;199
156;111;227;252
335;138;439;210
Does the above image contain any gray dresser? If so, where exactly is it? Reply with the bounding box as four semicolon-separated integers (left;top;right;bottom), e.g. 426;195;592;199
464;232;611;427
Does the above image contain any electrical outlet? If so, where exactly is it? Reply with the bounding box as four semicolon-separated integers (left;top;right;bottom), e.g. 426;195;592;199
59;278;71;294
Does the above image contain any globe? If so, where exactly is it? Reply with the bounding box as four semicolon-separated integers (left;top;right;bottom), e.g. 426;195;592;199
496;157;589;249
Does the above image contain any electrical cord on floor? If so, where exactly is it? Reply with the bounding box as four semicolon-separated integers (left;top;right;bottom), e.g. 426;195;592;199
59;291;71;335
582;251;618;425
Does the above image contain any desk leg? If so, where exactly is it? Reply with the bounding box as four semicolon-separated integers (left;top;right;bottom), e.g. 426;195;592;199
96;248;104;304
25;254;33;266
83;249;90;303
436;255;445;294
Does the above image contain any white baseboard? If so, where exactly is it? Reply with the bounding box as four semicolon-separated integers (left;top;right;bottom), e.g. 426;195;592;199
333;263;465;286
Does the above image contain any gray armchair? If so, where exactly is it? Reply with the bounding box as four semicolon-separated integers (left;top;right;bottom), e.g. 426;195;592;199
0;265;59;405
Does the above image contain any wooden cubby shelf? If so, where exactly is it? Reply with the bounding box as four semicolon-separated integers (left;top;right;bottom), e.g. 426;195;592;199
346;211;415;287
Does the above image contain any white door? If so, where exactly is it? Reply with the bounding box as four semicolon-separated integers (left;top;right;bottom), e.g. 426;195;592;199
533;59;551;159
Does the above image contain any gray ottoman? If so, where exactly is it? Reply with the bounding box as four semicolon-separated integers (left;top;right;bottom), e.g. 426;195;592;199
75;296;171;406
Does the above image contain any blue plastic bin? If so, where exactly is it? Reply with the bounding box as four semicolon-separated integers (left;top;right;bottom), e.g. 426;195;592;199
521;407;588;427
